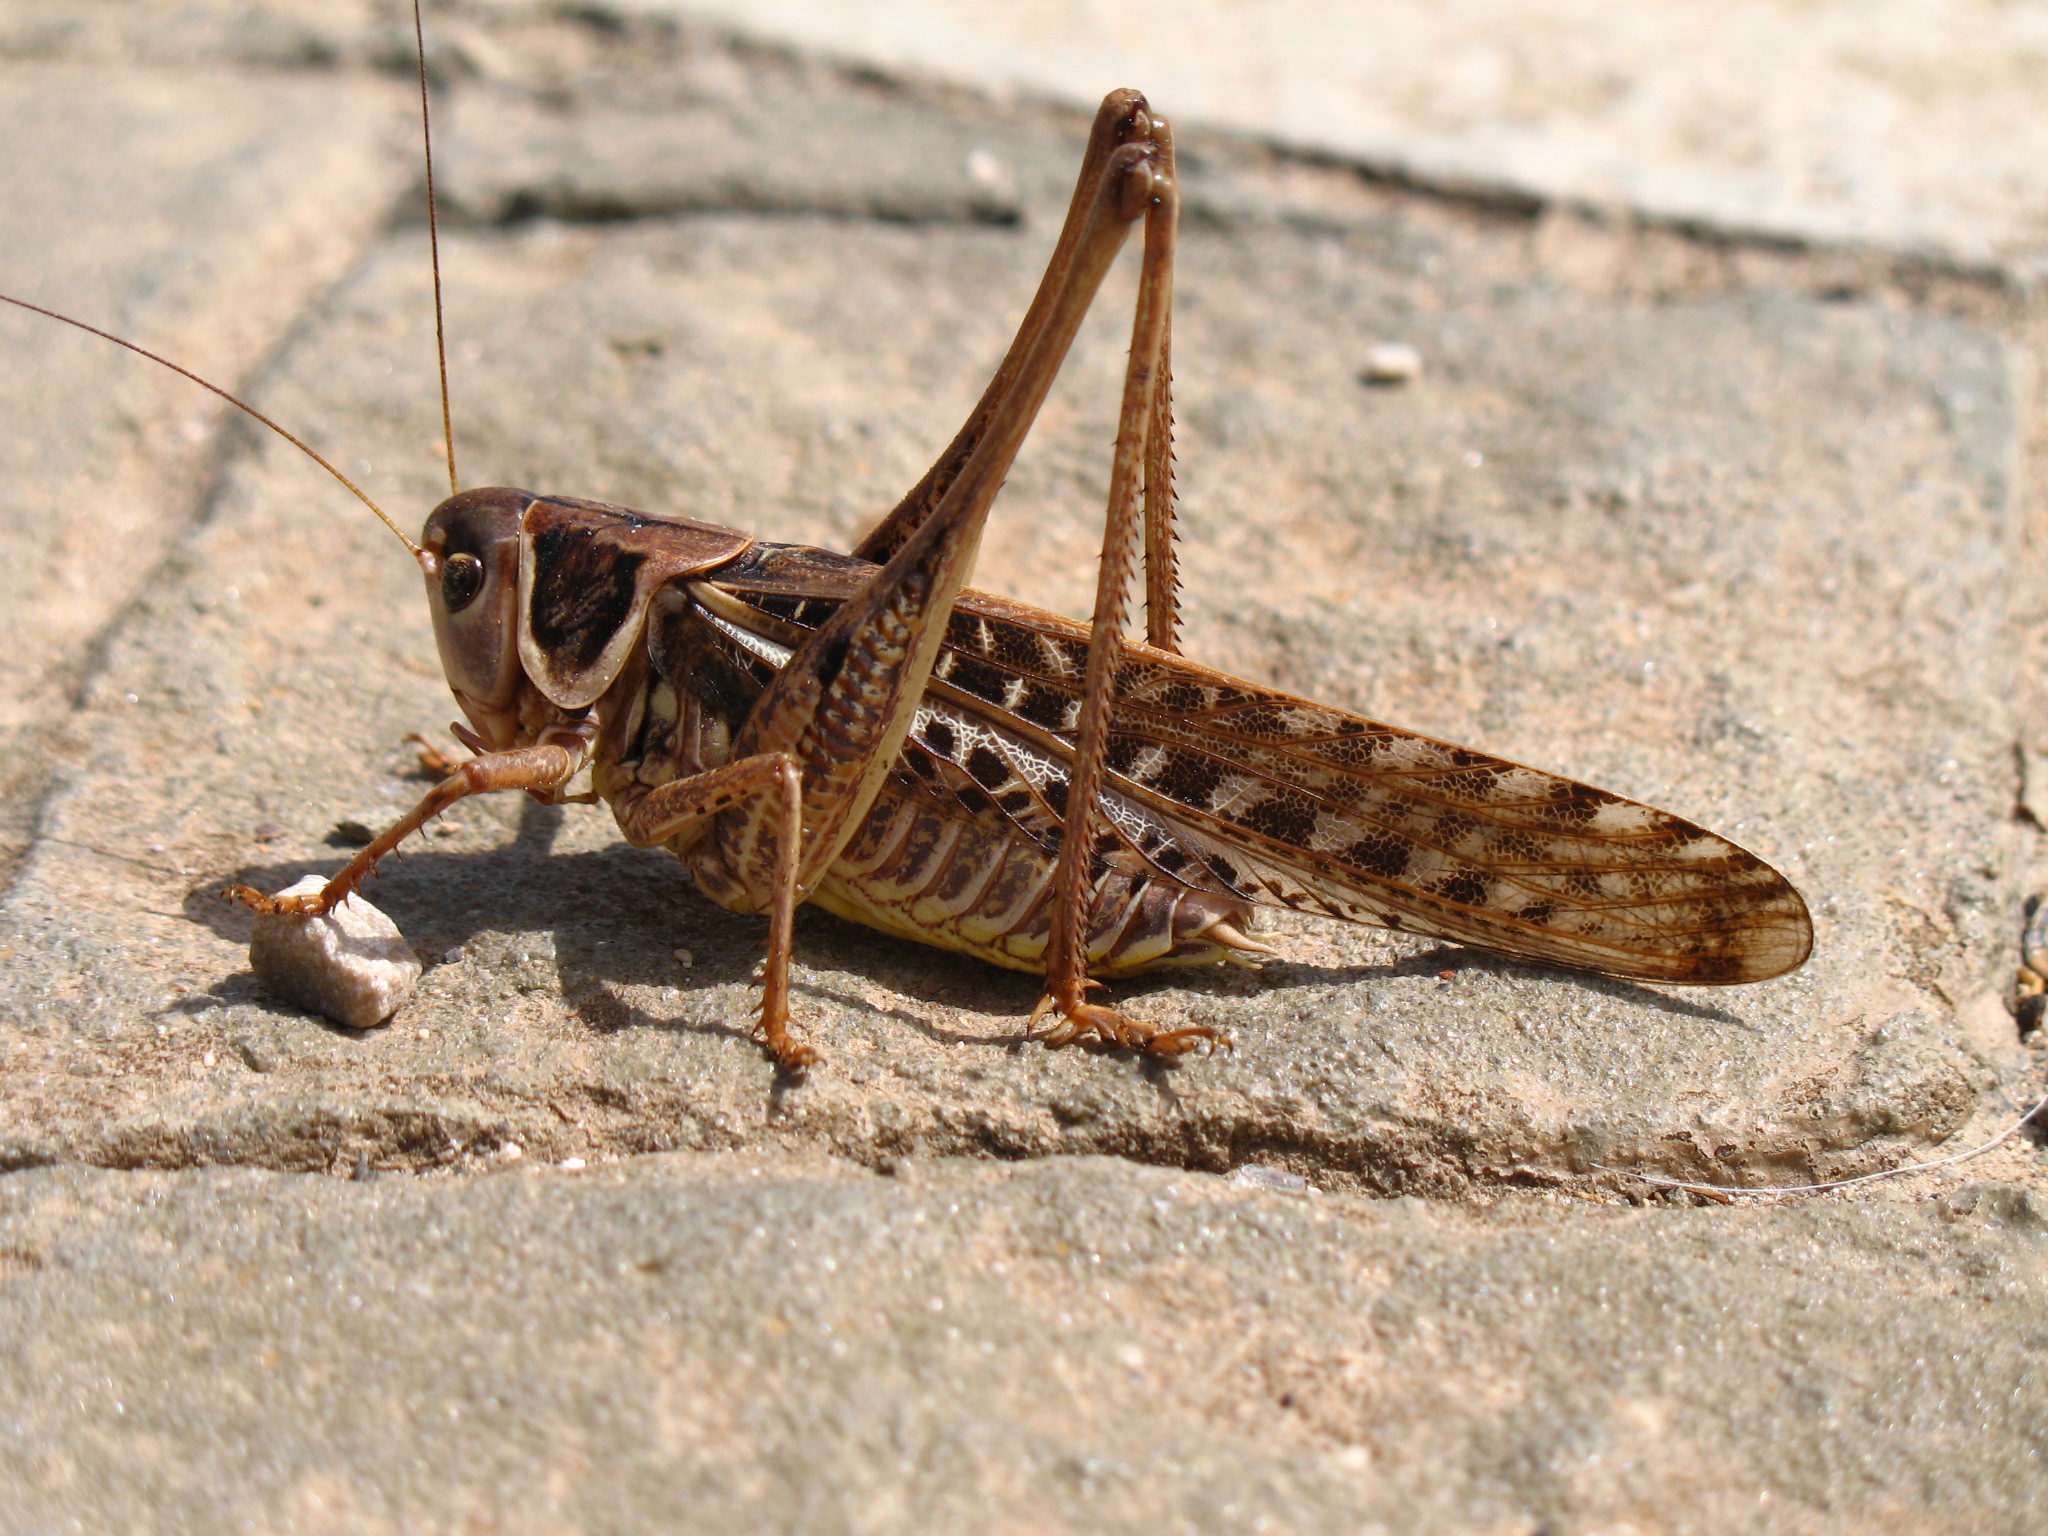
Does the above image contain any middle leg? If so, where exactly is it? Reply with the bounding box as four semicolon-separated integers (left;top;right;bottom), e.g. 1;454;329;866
614;753;813;1069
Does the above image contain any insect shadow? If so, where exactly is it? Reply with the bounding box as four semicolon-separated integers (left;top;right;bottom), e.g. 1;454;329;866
182;788;1757;1045
181;795;1052;1045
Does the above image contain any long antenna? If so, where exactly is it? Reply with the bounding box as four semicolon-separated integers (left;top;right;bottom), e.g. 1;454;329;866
0;291;423;558
414;0;459;496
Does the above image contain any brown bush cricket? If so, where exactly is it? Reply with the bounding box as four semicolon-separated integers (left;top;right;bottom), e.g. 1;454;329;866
4;11;1811;1070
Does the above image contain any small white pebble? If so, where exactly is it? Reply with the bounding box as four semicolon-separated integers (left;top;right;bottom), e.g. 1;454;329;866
417;1028;432;1040
248;875;422;1030
673;948;694;968
1360;340;1422;385
965;147;1005;187
147;843;166;855
201;1051;215;1068
500;1142;523;1160
559;1157;586;1170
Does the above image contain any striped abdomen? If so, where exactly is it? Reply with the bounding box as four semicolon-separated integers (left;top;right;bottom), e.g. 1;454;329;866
804;773;1255;977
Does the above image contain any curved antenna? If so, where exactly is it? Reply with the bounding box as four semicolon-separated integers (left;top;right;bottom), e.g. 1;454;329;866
413;0;459;497
0;291;425;559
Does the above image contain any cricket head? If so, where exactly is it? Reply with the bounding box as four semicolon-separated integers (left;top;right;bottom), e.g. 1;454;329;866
419;487;756;751
419;487;529;748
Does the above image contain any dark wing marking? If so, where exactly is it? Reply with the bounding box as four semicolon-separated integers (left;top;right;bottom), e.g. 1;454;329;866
700;558;1813;985
902;695;1243;901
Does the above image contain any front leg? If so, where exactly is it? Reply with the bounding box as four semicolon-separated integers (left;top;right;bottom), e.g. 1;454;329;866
226;733;589;916
613;754;813;1070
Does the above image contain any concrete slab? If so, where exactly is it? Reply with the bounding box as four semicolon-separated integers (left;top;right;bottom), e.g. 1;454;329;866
0;33;2030;1200
1;1155;2043;1533
0;59;415;877
636;0;2048;275
2;13;2045;1531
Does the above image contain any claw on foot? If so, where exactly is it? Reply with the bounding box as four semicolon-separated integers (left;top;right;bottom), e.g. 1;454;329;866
769;1038;823;1071
406;731;462;777
223;883;336;917
753;998;822;1072
1027;989;1226;1057
758;1025;822;1071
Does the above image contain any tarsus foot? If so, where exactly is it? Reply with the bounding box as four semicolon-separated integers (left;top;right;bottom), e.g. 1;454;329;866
1026;989;1227;1057
223;883;338;917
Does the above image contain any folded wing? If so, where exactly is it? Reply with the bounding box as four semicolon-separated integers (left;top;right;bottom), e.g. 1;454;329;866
702;548;1813;985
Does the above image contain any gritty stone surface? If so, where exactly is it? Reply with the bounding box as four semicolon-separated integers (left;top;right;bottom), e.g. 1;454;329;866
1;1155;2045;1534
0;54;414;878
248;875;423;1031
0;4;2045;1530
0;20;2025;1193
660;0;2048;276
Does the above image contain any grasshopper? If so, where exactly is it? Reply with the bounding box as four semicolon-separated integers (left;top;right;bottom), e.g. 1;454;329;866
7;60;1811;1071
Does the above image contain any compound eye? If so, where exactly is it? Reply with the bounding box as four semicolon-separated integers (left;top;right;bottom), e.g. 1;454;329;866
441;551;485;612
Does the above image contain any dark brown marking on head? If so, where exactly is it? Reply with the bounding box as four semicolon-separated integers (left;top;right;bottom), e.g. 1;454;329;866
529;524;646;672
